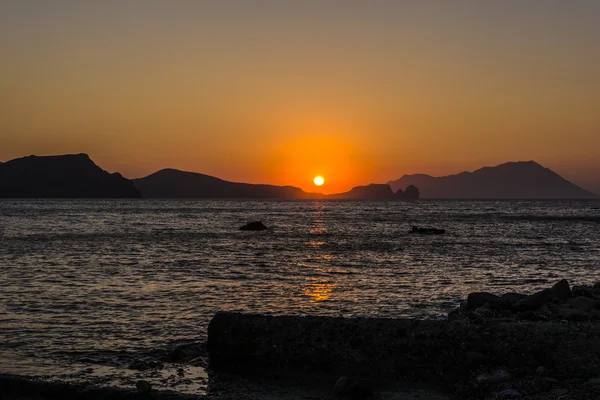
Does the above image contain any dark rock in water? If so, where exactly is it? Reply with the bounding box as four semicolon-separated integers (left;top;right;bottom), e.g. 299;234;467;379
147;360;163;369
136;380;152;394
240;221;268;231
594;282;600;290
334;376;351;397
410;226;445;235
127;360;149;371
404;185;420;200
516;289;553;310
550;279;572;302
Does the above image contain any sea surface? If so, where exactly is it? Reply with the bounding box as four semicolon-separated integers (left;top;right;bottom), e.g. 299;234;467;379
1;199;600;390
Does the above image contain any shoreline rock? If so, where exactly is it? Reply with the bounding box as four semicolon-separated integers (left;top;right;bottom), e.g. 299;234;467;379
450;279;600;322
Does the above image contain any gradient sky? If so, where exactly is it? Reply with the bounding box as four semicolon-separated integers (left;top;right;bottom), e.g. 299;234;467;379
1;1;599;194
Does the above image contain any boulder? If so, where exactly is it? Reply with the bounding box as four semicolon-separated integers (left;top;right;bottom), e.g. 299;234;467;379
467;292;506;310
572;285;594;298
240;221;268;231
127;360;149;371
550;279;572;302
500;293;528;304
516;289;553;310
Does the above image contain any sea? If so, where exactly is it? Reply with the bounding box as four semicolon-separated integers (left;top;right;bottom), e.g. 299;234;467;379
1;199;600;392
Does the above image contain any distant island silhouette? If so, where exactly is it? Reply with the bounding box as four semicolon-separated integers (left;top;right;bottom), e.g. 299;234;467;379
133;169;413;200
0;154;596;199
387;161;597;199
0;154;140;198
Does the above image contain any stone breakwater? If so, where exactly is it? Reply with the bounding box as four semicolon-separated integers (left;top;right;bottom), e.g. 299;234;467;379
208;309;600;399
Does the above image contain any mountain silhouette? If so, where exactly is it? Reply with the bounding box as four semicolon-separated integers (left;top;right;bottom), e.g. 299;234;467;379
133;169;323;199
0;154;140;198
388;161;597;199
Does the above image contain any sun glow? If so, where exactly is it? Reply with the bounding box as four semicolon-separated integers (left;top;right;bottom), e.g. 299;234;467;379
313;176;325;186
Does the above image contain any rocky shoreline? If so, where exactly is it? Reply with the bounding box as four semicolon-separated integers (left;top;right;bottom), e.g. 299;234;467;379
6;280;600;399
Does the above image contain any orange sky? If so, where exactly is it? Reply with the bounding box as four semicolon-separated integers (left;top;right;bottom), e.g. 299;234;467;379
1;2;599;194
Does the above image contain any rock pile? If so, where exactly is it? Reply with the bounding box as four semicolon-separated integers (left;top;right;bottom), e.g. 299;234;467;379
449;279;600;322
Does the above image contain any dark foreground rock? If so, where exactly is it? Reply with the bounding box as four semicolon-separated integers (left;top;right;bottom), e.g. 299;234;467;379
449;279;600;323
239;221;268;231
208;311;600;399
410;226;445;235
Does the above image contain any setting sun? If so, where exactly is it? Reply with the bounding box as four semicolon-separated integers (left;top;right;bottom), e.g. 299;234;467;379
313;176;325;186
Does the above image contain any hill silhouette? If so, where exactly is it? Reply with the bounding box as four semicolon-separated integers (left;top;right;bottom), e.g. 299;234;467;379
0;154;140;198
133;169;323;199
388;161;597;199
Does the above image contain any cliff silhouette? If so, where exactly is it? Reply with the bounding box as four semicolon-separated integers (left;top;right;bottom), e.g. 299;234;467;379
388;161;597;199
0;154;140;198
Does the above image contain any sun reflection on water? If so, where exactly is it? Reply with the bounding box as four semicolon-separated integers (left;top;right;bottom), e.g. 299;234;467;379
304;280;336;303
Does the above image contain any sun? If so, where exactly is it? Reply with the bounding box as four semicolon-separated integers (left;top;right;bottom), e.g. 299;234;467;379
313;176;325;186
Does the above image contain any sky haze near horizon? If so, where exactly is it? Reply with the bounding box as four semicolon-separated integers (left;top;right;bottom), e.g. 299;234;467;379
1;1;599;194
